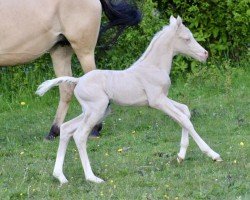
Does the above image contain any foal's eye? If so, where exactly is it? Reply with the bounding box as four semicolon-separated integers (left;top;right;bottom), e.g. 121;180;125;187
185;38;191;42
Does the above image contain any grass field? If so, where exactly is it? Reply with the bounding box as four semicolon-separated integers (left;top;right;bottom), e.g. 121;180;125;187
0;65;249;199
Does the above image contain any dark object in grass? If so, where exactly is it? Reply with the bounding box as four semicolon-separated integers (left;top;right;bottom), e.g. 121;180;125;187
45;124;103;140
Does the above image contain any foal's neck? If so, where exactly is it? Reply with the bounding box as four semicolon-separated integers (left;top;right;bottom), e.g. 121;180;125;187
134;26;175;75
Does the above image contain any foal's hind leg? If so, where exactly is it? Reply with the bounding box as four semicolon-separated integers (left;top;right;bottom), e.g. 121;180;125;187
73;101;108;183
53;114;84;185
152;96;222;161
47;44;74;140
89;104;111;138
170;100;191;163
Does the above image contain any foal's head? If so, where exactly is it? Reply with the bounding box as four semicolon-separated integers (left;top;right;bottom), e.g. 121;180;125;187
169;16;208;62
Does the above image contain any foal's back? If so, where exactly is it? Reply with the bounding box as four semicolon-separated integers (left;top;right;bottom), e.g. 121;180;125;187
75;69;148;106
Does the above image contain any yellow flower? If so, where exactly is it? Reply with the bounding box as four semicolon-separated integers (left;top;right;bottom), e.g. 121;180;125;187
105;153;109;156
240;142;244;146
233;160;237;164
20;152;24;155
110;180;114;183
20;102;26;106
132;130;136;134
117;148;123;152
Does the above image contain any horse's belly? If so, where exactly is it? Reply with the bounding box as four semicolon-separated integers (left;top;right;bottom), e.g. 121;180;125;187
0;33;57;66
0;49;50;66
0;0;60;66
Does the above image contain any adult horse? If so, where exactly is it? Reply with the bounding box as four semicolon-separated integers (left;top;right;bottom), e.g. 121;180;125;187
0;0;141;139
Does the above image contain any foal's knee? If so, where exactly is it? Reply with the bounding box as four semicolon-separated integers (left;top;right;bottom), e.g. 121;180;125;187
182;105;191;119
179;114;194;130
60;122;74;140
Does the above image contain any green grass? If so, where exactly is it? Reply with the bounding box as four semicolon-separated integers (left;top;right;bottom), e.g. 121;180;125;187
0;66;249;200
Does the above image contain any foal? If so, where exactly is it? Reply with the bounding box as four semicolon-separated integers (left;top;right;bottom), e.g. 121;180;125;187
36;16;222;185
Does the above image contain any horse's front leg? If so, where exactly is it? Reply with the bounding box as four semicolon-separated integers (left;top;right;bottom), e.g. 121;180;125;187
150;95;222;162
46;45;74;140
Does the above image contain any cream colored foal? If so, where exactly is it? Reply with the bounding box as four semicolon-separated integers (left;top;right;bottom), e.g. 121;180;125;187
36;16;222;185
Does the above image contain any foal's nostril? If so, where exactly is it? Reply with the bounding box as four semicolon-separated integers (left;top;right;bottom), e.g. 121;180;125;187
204;51;208;57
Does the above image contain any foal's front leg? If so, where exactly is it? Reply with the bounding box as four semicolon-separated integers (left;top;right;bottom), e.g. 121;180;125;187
151;95;222;161
170;100;191;163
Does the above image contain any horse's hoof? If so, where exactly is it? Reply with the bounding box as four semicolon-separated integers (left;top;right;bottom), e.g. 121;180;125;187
89;124;102;138
88;131;100;139
45;125;60;141
45;134;56;141
177;156;184;164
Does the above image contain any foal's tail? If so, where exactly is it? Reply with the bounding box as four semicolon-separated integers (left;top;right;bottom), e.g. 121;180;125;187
36;76;79;96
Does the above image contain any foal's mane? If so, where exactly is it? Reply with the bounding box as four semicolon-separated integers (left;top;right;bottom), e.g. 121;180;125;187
133;25;172;65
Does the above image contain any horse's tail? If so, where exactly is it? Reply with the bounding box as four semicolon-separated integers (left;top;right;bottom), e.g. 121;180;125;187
36;76;79;96
99;0;142;49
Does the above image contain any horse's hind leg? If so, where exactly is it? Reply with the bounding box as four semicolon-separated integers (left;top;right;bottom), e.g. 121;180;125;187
53;114;85;185
62;5;104;137
46;44;74;140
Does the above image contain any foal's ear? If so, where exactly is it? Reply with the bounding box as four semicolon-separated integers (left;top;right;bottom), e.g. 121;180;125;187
170;15;182;30
170;15;176;26
176;16;183;27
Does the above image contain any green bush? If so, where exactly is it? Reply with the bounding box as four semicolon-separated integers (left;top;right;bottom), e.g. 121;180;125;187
96;0;249;75
155;0;250;58
96;0;164;70
0;0;249;96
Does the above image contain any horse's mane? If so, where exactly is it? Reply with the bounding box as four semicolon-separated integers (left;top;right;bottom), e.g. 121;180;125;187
133;25;172;65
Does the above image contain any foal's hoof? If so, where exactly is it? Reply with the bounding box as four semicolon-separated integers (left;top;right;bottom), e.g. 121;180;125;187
213;157;223;162
87;176;105;183
177;156;184;164
53;172;69;186
59;179;69;186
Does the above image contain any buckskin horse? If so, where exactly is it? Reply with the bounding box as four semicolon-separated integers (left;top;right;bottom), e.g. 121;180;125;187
0;0;141;139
